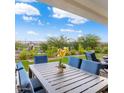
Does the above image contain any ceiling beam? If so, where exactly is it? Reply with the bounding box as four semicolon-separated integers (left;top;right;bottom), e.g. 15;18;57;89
38;0;108;24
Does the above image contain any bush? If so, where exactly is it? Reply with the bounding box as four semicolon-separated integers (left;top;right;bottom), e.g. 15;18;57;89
46;47;58;57
102;47;108;54
19;49;27;60
78;45;84;54
78;49;84;54
19;49;36;60
86;47;92;51
46;50;54;57
95;47;102;53
27;50;35;59
70;49;76;55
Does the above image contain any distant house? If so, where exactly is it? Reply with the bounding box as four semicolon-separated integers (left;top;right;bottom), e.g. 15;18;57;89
15;41;44;59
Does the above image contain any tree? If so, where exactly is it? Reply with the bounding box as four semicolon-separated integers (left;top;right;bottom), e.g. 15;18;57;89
47;35;70;48
39;42;48;52
69;41;79;50
77;34;100;49
77;36;84;45
77;36;84;49
83;34;100;49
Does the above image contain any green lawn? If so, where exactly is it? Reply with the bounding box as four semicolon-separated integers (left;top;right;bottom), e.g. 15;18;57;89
16;53;106;71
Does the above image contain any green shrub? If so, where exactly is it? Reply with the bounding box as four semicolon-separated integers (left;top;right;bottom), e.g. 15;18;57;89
19;49;27;60
78;46;84;54
70;49;76;55
79;49;84;54
95;47;102;53
46;50;53;57
27;50;35;59
19;49;36;60
102;47;108;54
86;47;92;51
46;47;58;57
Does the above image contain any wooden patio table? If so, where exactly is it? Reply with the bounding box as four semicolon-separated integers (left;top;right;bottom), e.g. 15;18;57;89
29;62;107;93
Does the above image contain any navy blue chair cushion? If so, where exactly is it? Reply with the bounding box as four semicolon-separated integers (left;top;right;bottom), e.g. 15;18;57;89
85;52;100;62
34;56;48;64
80;60;101;75
16;61;24;70
85;52;92;60
68;57;82;68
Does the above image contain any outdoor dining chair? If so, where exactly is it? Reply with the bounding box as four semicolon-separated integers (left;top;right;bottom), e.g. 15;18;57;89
34;56;48;64
85;51;100;62
16;61;24;71
103;56;108;63
68;56;82;68
85;51;108;69
80;60;101;75
16;62;45;93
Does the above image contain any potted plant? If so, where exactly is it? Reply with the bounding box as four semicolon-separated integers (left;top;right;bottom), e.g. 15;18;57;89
57;47;69;73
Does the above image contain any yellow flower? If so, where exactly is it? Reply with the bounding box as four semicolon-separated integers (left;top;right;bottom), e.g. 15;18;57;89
57;48;62;57
60;50;66;57
57;47;68;57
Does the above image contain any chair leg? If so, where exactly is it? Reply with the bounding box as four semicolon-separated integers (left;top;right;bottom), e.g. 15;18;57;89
103;69;108;73
100;69;108;77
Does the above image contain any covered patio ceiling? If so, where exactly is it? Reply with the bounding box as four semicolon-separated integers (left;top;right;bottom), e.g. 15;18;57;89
37;0;108;25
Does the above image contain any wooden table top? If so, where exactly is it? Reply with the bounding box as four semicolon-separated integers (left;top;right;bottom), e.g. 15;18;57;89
29;62;108;93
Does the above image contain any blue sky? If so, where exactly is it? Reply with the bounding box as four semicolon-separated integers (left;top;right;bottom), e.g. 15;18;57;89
15;0;108;42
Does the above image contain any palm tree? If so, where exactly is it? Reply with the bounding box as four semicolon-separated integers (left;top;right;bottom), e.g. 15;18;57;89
84;34;100;49
77;34;100;49
39;42;48;52
47;35;70;48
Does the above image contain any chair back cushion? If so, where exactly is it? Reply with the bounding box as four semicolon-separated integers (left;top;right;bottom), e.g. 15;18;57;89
16;61;24;70
80;60;101;75
34;56;48;64
85;52;99;62
68;57;82;68
85;52;92;60
18;66;34;93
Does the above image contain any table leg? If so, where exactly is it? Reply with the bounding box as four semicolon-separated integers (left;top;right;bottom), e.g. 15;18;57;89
29;68;32;78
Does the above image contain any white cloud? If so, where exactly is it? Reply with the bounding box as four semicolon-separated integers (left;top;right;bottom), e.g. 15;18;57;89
60;29;82;33
78;34;83;37
68;17;88;24
47;34;57;37
22;15;37;21
52;7;88;25
27;31;38;35
66;24;74;27
16;0;37;2
47;34;53;37
15;3;40;16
